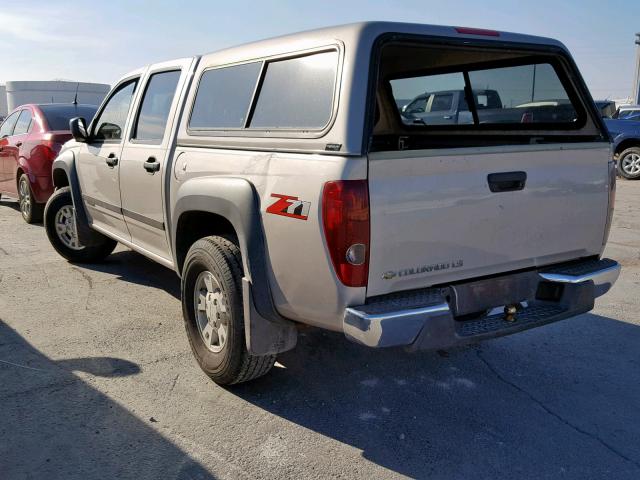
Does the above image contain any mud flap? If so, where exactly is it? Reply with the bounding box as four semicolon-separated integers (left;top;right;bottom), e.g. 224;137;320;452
52;152;95;246
242;278;297;356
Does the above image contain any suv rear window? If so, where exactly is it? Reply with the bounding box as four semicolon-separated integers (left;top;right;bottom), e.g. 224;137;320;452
39;105;98;131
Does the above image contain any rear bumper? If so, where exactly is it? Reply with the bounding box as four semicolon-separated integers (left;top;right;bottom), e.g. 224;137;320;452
343;258;620;349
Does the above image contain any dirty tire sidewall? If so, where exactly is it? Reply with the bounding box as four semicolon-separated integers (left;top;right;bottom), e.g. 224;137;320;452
44;187;117;263
182;236;275;385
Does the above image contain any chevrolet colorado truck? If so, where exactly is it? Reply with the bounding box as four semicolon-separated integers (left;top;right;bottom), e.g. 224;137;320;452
44;22;620;385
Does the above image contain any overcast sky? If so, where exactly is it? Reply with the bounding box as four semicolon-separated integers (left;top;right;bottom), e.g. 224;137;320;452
1;0;638;100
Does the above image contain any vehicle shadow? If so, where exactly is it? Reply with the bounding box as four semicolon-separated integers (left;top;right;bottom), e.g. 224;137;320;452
83;250;181;300
0;320;213;480
231;314;640;479
0;197;43;225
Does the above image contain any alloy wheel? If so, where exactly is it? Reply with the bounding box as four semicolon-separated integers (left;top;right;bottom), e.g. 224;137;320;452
193;270;229;353
621;153;640;176
18;177;31;219
54;205;84;250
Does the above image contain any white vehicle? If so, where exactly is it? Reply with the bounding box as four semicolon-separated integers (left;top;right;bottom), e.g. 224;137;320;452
44;22;620;385
615;104;640;119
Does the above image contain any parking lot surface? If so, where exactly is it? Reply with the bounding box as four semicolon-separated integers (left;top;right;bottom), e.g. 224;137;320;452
1;182;639;480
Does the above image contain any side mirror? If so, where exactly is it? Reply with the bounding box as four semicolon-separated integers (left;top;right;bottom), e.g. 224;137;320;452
69;117;89;143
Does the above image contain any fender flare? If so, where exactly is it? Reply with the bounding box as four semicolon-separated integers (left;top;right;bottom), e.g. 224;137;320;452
51;149;96;245
172;176;297;355
612;133;640;154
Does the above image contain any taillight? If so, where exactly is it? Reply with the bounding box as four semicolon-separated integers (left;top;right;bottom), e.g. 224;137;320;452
42;133;65;160
521;112;533;123
322;180;370;287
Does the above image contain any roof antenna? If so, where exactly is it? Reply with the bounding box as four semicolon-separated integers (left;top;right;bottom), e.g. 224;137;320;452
73;82;79;105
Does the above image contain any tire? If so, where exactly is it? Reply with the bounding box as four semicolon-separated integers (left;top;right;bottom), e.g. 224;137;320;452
617;147;640;180
18;173;44;224
44;187;117;263
181;236;275;385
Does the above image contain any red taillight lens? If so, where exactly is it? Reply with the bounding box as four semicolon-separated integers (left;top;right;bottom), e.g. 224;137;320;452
322;180;370;287
521;112;534;123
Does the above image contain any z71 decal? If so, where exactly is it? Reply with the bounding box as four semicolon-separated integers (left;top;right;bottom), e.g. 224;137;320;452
266;194;311;220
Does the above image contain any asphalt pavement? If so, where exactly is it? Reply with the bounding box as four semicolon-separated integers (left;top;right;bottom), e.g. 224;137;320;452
1;181;639;480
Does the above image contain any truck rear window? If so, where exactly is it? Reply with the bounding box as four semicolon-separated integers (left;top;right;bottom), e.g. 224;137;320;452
391;62;579;128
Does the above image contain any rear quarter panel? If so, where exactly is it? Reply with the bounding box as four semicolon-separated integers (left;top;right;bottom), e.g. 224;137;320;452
170;149;367;330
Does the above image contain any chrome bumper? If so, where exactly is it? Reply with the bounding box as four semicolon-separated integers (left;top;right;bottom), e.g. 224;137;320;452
344;258;620;349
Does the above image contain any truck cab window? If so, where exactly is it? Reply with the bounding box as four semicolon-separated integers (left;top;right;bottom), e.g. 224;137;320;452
93;80;137;141
431;93;453;112
133;70;181;143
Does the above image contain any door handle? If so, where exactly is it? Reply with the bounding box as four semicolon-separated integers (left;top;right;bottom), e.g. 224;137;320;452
15;141;22;147
443;115;453;120
105;153;118;168
143;156;160;173
487;171;527;193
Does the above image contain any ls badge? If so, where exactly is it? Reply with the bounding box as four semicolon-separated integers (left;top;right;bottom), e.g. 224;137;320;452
266;194;311;220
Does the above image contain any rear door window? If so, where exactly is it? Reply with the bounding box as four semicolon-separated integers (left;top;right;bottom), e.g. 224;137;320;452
133;70;181;143
13;110;32;135
249;50;338;129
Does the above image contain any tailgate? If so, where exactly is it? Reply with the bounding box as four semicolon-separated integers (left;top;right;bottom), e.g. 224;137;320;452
367;143;610;297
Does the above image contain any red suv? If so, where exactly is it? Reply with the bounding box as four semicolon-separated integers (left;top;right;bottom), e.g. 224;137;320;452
0;103;97;223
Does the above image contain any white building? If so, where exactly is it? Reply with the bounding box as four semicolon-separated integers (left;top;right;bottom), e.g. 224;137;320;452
0;80;110;117
0;85;7;119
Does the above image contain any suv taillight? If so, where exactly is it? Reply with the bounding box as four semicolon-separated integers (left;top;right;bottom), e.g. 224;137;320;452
322;180;370;287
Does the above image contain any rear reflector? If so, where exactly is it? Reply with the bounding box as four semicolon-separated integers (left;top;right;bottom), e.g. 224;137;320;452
455;27;500;37
322;180;370;287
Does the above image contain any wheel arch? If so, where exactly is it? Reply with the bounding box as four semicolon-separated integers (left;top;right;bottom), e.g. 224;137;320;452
613;137;640;157
50;148;94;243
172;176;297;355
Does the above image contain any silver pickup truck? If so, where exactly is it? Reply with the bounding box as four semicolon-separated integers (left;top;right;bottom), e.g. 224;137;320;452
44;22;620;385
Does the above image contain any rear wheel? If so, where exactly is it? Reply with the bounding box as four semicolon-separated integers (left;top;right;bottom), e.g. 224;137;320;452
618;147;640;179
18;174;44;224
182;236;275;385
44;187;117;263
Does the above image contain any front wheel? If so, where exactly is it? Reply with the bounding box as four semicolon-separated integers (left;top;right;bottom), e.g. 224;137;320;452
617;147;640;179
44;187;117;263
18;174;44;224
181;236;275;385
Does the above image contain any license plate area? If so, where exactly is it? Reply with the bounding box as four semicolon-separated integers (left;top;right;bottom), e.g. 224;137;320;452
447;271;540;317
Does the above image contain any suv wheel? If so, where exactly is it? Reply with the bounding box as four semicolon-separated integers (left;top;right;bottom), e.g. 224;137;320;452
18;174;44;223
618;147;640;179
44;187;117;262
182;236;275;385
